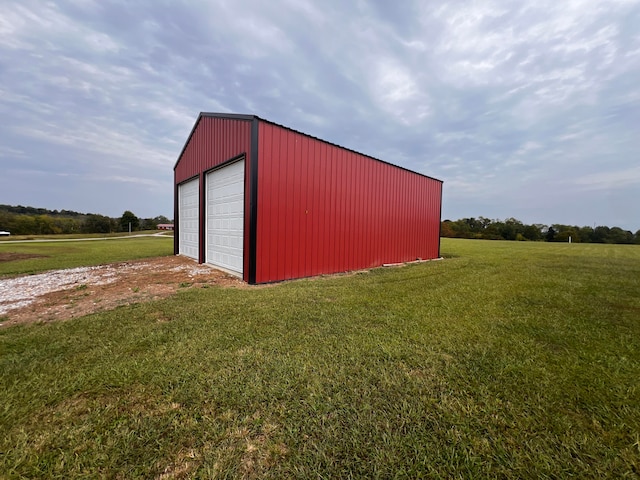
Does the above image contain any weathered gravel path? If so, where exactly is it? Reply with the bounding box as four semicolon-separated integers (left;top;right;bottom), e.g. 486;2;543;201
0;263;147;314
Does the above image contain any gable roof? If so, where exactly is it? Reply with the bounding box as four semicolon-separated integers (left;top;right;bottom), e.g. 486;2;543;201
173;112;442;183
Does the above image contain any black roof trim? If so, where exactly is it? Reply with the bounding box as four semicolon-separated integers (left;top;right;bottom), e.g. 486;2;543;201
175;112;443;183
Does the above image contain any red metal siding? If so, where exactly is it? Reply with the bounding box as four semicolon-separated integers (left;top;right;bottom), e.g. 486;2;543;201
175;116;252;183
174;116;252;279
255;121;442;284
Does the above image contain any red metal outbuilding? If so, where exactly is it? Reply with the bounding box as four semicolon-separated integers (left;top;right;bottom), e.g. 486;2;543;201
174;113;443;284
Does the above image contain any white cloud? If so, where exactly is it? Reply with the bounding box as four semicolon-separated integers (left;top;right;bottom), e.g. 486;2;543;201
573;166;640;190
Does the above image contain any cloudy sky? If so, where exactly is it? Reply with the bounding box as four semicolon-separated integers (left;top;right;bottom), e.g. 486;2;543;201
1;1;639;229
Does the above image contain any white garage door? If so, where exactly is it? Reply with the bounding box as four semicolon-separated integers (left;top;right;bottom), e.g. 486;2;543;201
206;159;245;276
178;178;199;260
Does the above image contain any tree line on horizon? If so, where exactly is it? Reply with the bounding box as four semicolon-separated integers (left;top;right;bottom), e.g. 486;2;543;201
442;217;640;245
0;204;171;235
2;205;637;244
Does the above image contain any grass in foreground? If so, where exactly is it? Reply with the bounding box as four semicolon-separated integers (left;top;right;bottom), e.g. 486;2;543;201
1;239;639;478
0;236;173;276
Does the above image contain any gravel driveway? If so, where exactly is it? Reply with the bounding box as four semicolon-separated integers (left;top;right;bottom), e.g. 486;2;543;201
0;256;243;327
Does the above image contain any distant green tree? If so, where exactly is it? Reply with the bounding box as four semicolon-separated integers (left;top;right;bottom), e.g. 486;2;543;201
81;214;113;234
0;211;11;232
440;217;635;244
592;226;610;243
53;217;80;234
440;220;456;238
501;218;524;241
608;227;634;244
120;211;140;232
523;224;542;241
33;215;57;234
14;215;40;235
578;226;594;243
139;218;152;230
555;229;578;243
545;226;556;242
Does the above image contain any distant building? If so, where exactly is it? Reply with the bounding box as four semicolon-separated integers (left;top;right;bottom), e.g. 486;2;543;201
157;224;174;231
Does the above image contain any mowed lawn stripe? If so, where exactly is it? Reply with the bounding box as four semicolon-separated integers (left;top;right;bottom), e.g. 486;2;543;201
1;238;638;478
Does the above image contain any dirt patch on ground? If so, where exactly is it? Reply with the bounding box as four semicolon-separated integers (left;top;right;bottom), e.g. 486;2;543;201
0;252;47;263
0;256;245;327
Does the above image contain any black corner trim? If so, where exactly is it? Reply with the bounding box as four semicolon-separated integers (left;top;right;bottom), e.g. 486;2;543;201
248;118;259;284
438;182;443;258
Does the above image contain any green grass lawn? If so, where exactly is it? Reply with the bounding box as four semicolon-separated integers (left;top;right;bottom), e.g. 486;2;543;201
0;236;173;276
1;239;639;478
0;230;170;242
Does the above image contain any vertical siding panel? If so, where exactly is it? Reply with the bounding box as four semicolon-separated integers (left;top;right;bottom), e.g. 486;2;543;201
353;155;360;268
360;156;366;267
284;131;294;279
346;153;352;270
398;171;404;260
280;130;287;280
352;154;359;269
407;174;413;259
403;173;409;259
371;163;379;266
307;140;322;275
345;150;352;270
354;156;361;268
382;164;389;262
346;149;352;269
275;127;285;281
399;171;404;258
276;126;284;279
391;171;398;262
326;143;335;274
336;147;343;271
373;162;381;265
382;166;396;263
270;125;284;280
396;171;402;261
408;174;414;258
342;148;349;270
288;134;297;279
363;156;369;267
377;162;384;265
315;142;324;277
292;134;302;278
307;137;313;277
325;143;333;274
342;148;348;270
267;124;276;282
298;138;309;277
313;141;321;275
305;138;318;275
358;156;363;267
257;123;270;281
414;175;420;258
333;145;341;272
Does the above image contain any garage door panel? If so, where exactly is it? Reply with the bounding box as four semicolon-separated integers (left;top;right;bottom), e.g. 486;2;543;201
206;159;245;276
178;178;199;260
